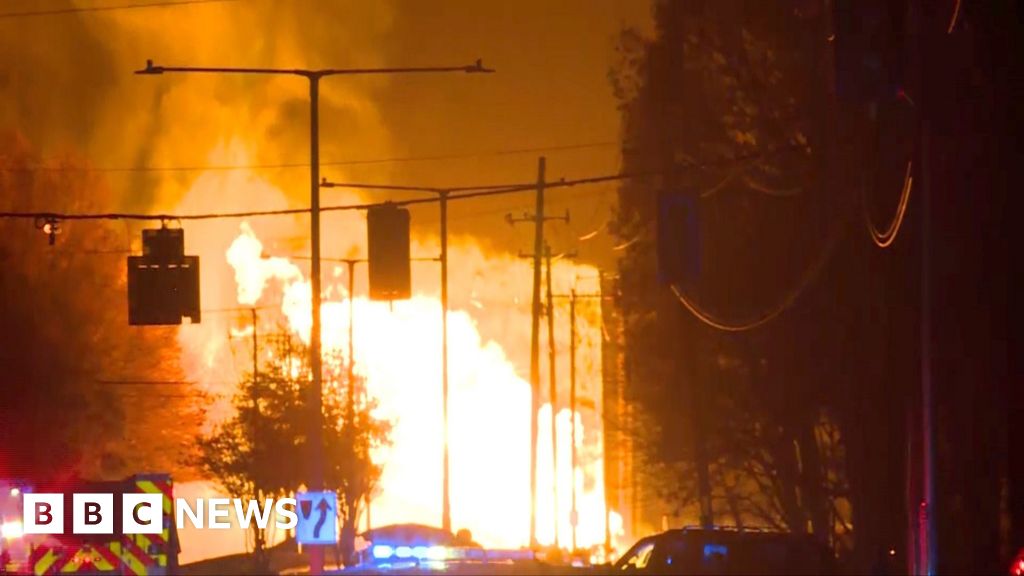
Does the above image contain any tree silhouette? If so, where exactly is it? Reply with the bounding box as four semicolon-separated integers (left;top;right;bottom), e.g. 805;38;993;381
0;132;199;482
196;331;389;571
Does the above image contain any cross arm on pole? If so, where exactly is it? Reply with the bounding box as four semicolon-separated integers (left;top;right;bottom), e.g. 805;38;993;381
320;59;494;76
135;60;309;76
136;59;493;78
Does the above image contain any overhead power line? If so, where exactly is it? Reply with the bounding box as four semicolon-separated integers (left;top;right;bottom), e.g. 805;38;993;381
0;144;802;224
0;173;634;223
3;137;796;175
865;160;913;248
669;217;847;332
1;141;620;174
0;0;239;19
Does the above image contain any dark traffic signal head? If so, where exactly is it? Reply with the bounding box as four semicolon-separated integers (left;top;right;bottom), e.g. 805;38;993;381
367;204;412;302
127;227;200;325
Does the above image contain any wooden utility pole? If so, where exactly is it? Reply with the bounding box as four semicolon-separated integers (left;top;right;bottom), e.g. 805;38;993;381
550;288;603;553
529;158;545;549
544;244;560;549
507;158;571;548
569;289;578;553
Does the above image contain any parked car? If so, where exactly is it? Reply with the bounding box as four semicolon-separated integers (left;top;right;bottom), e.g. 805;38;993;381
612;527;838;575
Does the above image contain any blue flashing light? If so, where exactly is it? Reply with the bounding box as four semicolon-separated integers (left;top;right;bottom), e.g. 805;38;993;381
703;543;728;558
426;546;448;561
395;546;413;559
412;546;429;559
372;545;394;560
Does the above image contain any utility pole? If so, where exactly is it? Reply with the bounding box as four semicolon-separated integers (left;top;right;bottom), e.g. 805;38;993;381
550;287;603;554
138;59;492;574
544;244;560;550
544;244;574;550
569;289;578;553
529;158;545;550
509;174;571;549
507;157;545;548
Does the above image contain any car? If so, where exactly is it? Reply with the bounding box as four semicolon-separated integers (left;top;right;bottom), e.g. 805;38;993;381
611;527;838;575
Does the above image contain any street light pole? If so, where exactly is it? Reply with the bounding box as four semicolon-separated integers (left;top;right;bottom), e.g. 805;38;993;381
335;259;366;411
308;84;326;572
440;190;451;534
137;59;491;574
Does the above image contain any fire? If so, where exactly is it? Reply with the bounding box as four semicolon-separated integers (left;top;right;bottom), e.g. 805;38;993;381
176;164;623;552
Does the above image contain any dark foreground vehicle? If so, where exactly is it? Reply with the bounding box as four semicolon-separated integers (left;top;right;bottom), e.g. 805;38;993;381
611;527;838;575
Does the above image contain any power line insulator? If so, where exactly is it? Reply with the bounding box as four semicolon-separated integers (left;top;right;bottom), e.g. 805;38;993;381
367;203;411;302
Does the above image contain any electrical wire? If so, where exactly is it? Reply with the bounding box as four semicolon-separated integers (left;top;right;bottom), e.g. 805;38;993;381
578;222;605;241
0;147;797;223
741;175;802;198
864;160;913;248
948;0;962;34
699;171;740;199
0;177;596;222
94;380;196;385
612;235;641;251
2;139;791;175
0;0;239;19
0;206;309;222
3;141;620;174
670;218;846;332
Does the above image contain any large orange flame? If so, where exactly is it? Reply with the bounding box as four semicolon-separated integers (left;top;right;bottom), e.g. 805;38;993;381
175;161;623;555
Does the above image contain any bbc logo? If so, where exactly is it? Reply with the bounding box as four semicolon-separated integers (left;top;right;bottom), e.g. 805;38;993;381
23;493;164;535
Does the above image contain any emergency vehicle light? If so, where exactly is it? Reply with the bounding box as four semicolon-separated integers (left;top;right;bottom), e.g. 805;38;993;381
372;545;394;559
372;544;449;561
1;520;23;540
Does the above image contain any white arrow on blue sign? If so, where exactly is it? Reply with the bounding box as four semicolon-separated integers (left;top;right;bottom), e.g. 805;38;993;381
296;491;337;545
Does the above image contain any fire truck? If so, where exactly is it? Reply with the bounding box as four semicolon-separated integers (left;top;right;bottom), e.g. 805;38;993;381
0;474;179;576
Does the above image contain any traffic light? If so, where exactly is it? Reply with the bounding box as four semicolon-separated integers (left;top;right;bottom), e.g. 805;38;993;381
127;227;201;325
657;190;701;288
367;204;411;301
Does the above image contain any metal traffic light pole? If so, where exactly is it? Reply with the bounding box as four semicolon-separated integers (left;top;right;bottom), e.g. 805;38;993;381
137;59;492;574
320;180;454;534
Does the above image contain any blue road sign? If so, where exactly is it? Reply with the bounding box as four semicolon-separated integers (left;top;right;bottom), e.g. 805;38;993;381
296;491;337;545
